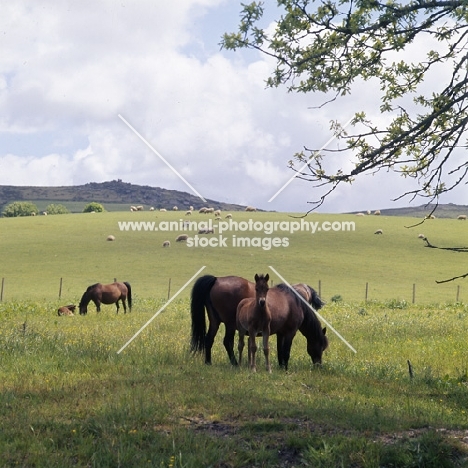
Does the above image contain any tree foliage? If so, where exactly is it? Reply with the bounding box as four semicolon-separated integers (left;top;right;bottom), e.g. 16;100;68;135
83;202;105;213
45;204;70;215
2;201;38;217
222;1;468;208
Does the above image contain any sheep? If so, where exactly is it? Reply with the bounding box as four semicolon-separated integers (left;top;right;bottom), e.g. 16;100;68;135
106;235;116;241
136;205;144;211
130;206;137;211
374;210;381;216
162;240;171;248
149;207;155;211
418;234;426;239
199;207;208;213
457;215;467;220
245;206;256;212
374;229;383;235
189;206;194;211
176;234;189;242
214;209;221;217
160;208;167;212
173;206;178;211
225;214;232;219
185;210;192;216
356;212;365;216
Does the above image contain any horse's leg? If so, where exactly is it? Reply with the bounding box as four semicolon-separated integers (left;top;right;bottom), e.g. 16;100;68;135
115;300;120;314
93;299;101;313
238;329;245;367
281;335;295;372
248;332;257;372
276;334;286;368
263;329;271;373
204;311;220;365
223;326;239;366
122;298;127;314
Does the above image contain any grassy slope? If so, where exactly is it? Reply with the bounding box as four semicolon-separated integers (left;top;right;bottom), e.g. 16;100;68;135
0;210;466;303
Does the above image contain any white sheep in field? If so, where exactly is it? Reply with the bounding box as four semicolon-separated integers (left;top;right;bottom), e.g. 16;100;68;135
457;215;467;220
130;206;137;211
173;206;178;211
149;207;155;211
374;229;383;235
214;209;221;216
106;235;115;241
374;210;381;216
225;213;232;219
136;205;144;211
160;208;167;212
245;206;256;212
199;207;208;213
356;213;365;216
418;234;426;239
189;206;194;211
185;210;192;216
176;234;188;242
162;240;171;247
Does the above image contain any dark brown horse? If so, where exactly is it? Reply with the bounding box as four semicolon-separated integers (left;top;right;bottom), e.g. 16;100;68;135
190;275;327;369
237;274;272;373
79;282;132;315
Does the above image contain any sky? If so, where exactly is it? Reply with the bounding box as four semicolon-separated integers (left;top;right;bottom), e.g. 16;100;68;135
0;0;466;214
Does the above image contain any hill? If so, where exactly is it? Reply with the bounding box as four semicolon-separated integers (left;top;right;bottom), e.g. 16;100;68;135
0;180;247;213
352;203;468;218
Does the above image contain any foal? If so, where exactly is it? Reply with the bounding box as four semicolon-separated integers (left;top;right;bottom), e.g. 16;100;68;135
236;273;271;373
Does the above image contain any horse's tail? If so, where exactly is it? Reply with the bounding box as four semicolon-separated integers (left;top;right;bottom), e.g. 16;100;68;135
124;282;132;310
190;274;217;354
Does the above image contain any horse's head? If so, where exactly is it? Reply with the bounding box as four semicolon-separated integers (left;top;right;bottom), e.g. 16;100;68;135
307;327;328;365
254;273;269;307
78;301;88;315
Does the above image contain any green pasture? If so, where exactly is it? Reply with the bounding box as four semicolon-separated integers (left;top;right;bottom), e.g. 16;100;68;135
0;210;466;304
1;298;468;466
1;210;468;466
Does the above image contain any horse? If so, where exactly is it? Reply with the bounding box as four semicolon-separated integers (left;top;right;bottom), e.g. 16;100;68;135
237;274;272;372
190;275;327;369
57;304;76;316
79;281;132;315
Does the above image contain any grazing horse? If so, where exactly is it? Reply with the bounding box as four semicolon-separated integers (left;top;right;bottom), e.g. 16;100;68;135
237;274;272;372
79;281;132;315
190;275;327;368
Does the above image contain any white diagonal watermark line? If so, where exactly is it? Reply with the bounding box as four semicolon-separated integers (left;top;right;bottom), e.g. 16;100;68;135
118;114;207;202
269;265;357;354
268;117;353;203
117;266;206;354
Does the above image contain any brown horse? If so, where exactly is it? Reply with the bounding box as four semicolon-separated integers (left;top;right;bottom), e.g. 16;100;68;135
237;274;272;373
190;275;327;369
79;281;132;315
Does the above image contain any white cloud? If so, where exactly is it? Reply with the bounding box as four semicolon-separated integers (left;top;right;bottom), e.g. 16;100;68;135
0;1;466;213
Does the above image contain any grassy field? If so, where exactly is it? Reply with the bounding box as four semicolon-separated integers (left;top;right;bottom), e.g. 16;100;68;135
1;298;468;467
0;210;466;303
1;210;468;466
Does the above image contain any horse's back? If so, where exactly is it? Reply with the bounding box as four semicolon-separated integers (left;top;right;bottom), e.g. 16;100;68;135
210;276;255;327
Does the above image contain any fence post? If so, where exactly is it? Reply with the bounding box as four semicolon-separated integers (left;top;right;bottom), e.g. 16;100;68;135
318;279;321;298
168;278;171;300
59;277;63;300
365;282;368;302
457;285;460;302
412;283;416;304
0;278;4;302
